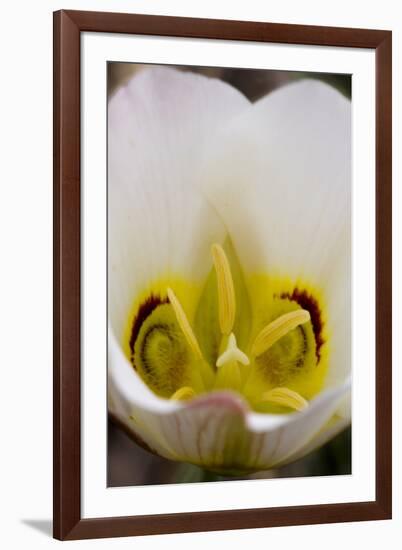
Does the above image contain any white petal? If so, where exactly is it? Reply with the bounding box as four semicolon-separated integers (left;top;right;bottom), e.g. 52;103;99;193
245;379;350;469
202;79;351;282
277;390;351;467
324;251;351;389
201;80;351;390
108;67;250;339
108;327;183;460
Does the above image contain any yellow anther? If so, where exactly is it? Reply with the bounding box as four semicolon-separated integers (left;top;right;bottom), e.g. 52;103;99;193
251;309;311;357
260;387;308;411
211;243;236;335
216;333;250;368
170;386;196;401
167;288;203;359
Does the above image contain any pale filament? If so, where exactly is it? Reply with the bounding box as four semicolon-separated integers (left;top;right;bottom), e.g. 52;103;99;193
167;287;203;359
211;243;236;335
260;387;308;411
170;386;196;401
251;309;311;357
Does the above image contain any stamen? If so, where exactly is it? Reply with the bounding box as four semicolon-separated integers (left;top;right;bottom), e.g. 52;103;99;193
260;387;308;411
216;333;250;368
251;309;311;357
170;386;196;401
167;288;203;359
211;243;236;335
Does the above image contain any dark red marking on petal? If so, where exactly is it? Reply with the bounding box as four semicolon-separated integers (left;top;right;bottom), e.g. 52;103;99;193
129;294;168;366
280;289;324;362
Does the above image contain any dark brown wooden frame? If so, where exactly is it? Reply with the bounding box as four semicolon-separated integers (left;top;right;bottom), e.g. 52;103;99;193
53;9;392;541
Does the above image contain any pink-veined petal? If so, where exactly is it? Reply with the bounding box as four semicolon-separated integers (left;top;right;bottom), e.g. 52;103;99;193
110;326;350;472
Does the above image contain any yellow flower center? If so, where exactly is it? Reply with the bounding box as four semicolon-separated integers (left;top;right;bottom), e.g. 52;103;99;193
125;241;329;413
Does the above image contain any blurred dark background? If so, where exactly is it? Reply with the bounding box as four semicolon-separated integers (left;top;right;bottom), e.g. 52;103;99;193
107;62;351;100
108;62;351;487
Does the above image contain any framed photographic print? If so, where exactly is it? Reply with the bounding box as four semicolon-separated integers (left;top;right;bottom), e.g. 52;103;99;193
53;10;392;540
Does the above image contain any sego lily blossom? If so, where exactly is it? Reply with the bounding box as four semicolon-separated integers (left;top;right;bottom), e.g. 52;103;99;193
108;67;351;474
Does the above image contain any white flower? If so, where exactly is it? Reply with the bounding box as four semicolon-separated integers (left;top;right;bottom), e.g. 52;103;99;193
108;67;351;474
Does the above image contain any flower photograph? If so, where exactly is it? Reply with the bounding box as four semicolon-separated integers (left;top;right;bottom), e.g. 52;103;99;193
107;63;351;486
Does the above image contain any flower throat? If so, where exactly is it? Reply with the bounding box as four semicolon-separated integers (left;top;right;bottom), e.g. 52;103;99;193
126;242;328;414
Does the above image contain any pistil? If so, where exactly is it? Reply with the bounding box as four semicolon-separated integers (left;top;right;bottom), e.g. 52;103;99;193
216;333;249;368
